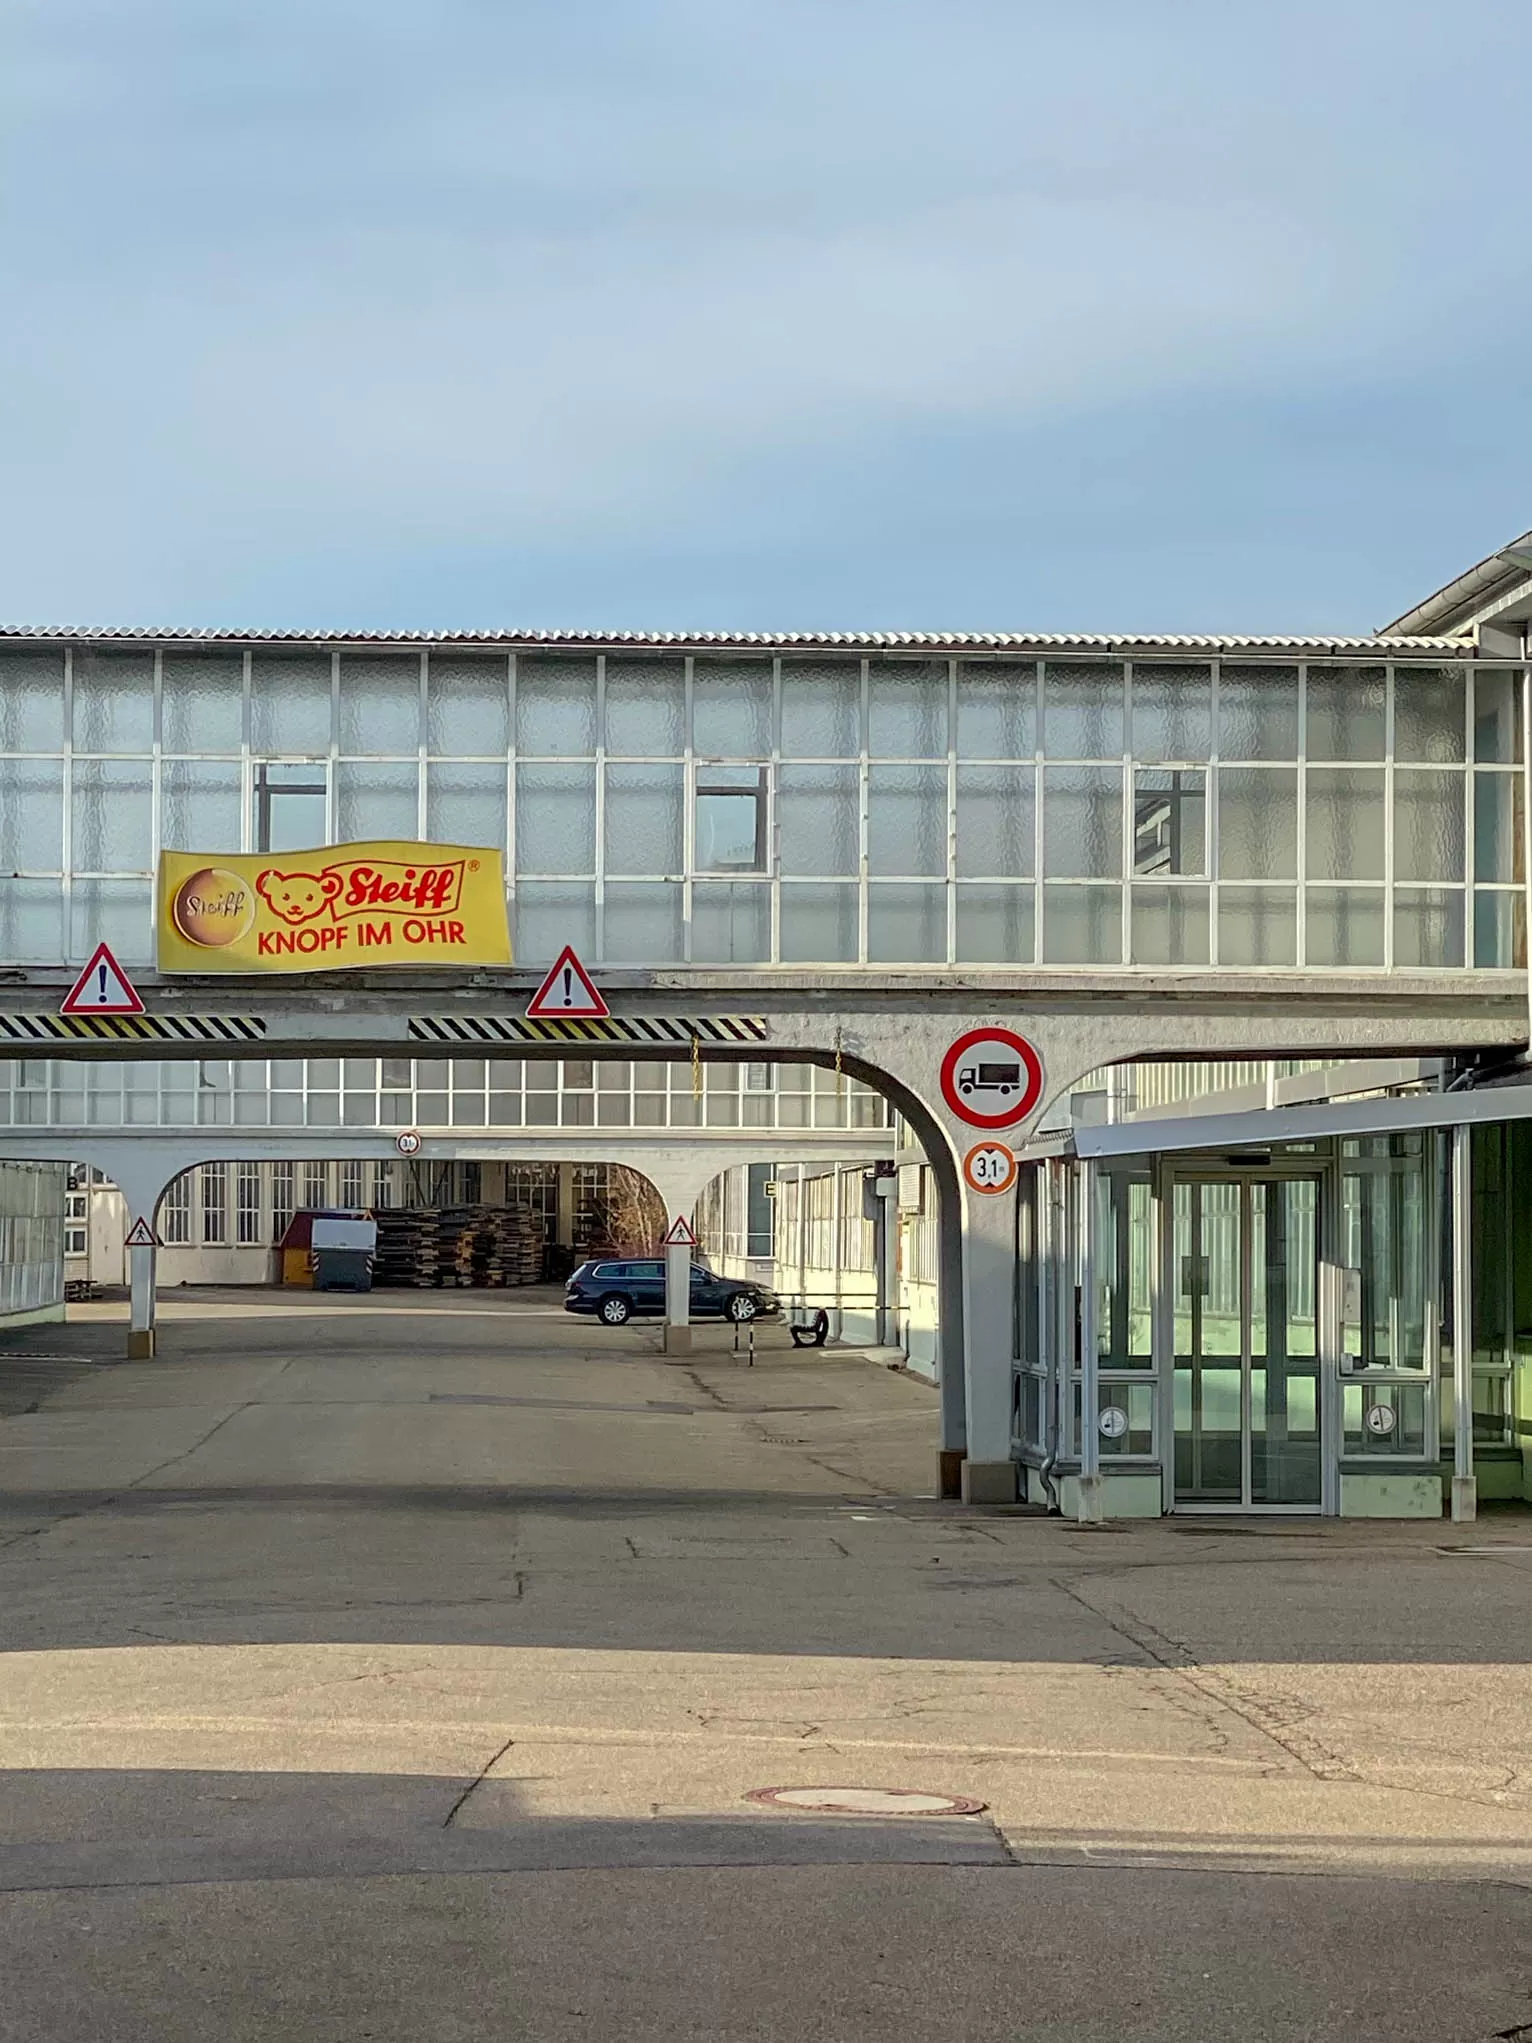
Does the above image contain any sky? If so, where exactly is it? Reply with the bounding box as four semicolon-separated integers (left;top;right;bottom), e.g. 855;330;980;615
2;0;1530;636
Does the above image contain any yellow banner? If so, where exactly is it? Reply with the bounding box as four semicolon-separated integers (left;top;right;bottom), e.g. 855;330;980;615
156;841;512;973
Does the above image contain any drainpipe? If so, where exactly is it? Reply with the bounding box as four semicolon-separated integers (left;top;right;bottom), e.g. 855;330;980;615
1077;1157;1104;1523
1451;1123;1477;1523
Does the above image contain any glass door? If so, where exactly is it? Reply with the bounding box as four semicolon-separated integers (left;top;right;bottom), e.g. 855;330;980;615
1171;1176;1322;1509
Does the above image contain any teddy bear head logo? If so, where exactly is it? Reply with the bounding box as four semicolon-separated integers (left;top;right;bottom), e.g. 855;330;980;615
255;866;344;927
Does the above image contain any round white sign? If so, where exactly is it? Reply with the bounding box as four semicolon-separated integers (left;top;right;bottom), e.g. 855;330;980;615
1364;1402;1397;1437
963;1141;1018;1196
396;1129;422;1156
1098;1404;1130;1441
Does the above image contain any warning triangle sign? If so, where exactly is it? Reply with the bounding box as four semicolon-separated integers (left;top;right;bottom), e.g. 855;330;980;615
663;1214;698;1248
527;945;609;1019
124;1216;161;1248
61;943;146;1016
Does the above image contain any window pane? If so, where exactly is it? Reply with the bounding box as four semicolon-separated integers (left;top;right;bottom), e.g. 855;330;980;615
251;653;331;753
260;774;327;852
426;762;506;850
695;788;761;871
604;656;683;755
0;878;64;960
780;659;859;757
867;660;947;757
955;884;1033;963
1394;888;1464;967
955;661;1035;759
339;655;419;754
516;764;596;874
1043;766;1121;878
605;763;684;874
1393;770;1464;882
0;650;65;751
1218;665;1298;761
335;762;419;841
0;760;63;869
601;882;683;962
1218;888;1295;966
516;656;596;755
1042;663;1123;758
1393;666;1466;763
1306;666;1385;761
1041;884;1121;962
1306;768;1385;880
163;761;242;853
70;880;153;964
1132;885;1209;965
868;764;946;876
72;649;154;752
1473;771;1523;884
1132;770;1204;876
694;658;771;756
1473;670;1522;764
955;765;1033;877
1473;889;1524;968
780;882;858;962
1131;665;1211;763
427;655;509;756
1306;887;1384;966
778;765;858;875
867;882;946;962
691;881;769;962
162;653;243;753
1217;767;1296;879
513;882;595;962
72;761;152;870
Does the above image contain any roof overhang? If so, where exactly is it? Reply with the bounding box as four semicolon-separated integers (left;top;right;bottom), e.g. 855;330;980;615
1382;531;1532;641
1073;1075;1532;1159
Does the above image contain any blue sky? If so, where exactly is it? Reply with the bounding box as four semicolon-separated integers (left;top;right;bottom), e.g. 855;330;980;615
3;0;1529;634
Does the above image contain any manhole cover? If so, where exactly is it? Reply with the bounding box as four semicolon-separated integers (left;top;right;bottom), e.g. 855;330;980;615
744;1786;987;1816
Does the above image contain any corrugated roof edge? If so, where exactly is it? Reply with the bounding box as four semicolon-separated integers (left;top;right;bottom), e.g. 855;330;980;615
0;626;1483;655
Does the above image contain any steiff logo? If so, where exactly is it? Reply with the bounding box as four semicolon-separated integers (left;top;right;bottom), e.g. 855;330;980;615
171;868;256;947
255;858;467;926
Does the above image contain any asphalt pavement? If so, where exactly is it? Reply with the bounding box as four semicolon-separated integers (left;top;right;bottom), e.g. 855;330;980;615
1;1287;1530;2040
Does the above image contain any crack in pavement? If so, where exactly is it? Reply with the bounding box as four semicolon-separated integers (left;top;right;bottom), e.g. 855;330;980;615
441;1734;517;1828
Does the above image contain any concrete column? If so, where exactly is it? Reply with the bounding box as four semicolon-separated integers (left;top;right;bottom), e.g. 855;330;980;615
555;1163;576;1249
959;1181;1018;1505
663;1238;692;1356
1076;1158;1104;1523
874;1171;898;1348
128;1241;157;1359
1451;1123;1477;1524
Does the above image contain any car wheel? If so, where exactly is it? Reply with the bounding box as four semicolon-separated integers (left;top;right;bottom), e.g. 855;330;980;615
599;1293;632;1326
725;1293;758;1323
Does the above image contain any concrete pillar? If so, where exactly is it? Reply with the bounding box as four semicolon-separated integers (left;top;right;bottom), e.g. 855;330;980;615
555;1163;576;1249
128;1241;157;1359
1451;1123;1477;1524
873;1170;898;1348
663;1237;692;1356
958;1180;1018;1505
1076;1157;1104;1523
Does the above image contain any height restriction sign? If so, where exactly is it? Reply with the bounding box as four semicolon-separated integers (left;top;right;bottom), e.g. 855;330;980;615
940;1026;1044;1130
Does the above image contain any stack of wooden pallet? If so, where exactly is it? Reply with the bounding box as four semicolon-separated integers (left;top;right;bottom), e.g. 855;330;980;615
373;1205;547;1289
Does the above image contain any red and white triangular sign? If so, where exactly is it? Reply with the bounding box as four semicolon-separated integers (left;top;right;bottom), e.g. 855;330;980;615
124;1216;161;1248
663;1214;698;1248
62;943;145;1016
527;945;609;1019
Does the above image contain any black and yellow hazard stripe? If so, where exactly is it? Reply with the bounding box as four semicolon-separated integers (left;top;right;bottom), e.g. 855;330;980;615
408;1014;768;1046
0;1014;266;1043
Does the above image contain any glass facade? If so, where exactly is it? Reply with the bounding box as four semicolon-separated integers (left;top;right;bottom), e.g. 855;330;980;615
0;1055;889;1133
0;643;1521;970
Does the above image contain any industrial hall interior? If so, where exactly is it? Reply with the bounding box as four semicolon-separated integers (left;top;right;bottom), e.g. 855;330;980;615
4;524;1532;1524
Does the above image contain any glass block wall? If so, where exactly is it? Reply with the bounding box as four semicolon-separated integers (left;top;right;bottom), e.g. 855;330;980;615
0;1055;890;1132
0;643;1522;970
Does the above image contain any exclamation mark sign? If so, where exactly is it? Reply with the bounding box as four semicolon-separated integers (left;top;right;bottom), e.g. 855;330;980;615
562;965;572;1007
97;963;109;1005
